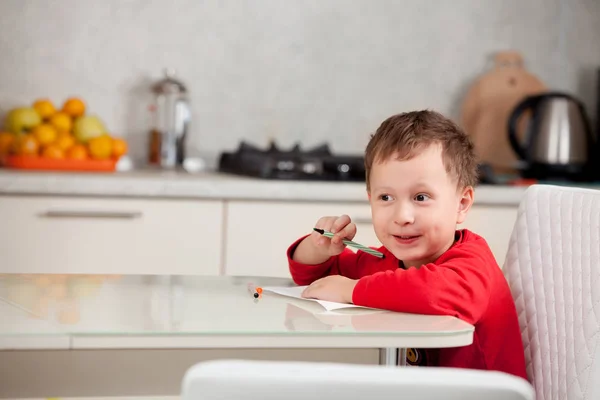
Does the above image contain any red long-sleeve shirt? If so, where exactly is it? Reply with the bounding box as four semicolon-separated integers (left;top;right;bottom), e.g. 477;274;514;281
287;229;527;380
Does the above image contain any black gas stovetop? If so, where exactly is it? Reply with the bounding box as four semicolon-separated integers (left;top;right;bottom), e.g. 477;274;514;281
218;141;365;181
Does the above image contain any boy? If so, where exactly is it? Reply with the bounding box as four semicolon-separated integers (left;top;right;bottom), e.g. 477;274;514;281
286;110;527;379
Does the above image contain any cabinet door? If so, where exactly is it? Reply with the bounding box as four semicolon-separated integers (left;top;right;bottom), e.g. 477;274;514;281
225;201;377;278
459;205;518;267
0;196;223;275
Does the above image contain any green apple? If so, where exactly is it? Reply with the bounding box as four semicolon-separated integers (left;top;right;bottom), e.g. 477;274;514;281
73;115;107;143
4;107;42;134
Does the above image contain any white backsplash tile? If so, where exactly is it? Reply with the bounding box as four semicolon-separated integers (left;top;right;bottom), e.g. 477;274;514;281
0;0;598;163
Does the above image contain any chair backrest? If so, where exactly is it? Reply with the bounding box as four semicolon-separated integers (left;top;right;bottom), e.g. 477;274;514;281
503;184;600;400
181;359;534;400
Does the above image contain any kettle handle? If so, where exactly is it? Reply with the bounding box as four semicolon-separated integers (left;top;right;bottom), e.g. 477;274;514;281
507;94;545;160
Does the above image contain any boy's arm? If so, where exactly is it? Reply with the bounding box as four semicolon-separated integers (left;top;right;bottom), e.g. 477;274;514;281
287;236;367;285
352;246;492;325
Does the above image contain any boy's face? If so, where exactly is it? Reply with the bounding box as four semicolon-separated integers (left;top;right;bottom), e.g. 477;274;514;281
367;143;474;268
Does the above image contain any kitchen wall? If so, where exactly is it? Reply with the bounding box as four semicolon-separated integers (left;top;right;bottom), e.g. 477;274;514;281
1;0;599;163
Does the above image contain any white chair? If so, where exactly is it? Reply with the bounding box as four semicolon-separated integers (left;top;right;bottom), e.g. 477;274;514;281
181;359;534;400
503;184;600;400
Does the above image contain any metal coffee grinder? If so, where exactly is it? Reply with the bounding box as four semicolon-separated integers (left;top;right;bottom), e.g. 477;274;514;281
148;68;191;168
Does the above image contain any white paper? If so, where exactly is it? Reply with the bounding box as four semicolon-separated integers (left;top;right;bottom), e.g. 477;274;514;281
262;285;374;312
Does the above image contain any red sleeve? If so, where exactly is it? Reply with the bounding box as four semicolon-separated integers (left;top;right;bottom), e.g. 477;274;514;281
351;243;492;325
286;236;370;285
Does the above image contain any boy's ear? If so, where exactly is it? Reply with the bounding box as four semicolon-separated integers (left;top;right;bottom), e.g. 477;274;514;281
456;186;474;224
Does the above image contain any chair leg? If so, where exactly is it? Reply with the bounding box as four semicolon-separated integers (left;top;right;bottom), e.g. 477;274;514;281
379;347;400;366
398;348;407;366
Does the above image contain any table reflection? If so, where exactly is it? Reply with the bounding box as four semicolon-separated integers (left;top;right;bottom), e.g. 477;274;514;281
0;274;122;324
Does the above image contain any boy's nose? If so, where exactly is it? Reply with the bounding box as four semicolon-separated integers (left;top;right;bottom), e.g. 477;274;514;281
393;205;415;225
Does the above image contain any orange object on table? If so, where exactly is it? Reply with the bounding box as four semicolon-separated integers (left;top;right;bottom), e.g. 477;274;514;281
2;155;117;172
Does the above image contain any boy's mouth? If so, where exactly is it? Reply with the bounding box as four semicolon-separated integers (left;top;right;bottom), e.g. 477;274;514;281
393;235;421;243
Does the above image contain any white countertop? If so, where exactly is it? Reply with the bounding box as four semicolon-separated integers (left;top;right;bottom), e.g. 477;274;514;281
0;169;533;205
0;274;474;350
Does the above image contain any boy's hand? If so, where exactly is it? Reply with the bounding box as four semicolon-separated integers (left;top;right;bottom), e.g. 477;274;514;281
311;214;357;256
292;214;357;265
301;275;358;304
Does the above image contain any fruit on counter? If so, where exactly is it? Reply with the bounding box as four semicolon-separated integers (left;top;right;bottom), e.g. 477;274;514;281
31;123;58;146
112;137;128;159
67;144;88;160
0;132;14;155
32;99;56;120
88;135;113;159
4;107;42;134
42;144;65;159
49;111;73;133
55;134;75;152
62;97;86;118
73;115;107;143
1;96;128;165
11;134;39;156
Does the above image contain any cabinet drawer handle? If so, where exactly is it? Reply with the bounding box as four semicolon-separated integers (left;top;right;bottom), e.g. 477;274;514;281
39;210;143;220
353;217;372;224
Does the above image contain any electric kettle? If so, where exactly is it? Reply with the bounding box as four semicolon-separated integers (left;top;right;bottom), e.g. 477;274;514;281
507;91;596;181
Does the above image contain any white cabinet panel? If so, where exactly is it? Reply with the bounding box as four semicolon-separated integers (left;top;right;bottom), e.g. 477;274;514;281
0;196;223;275
460;205;518;268
225;201;377;278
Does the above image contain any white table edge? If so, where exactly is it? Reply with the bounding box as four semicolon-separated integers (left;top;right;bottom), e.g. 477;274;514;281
68;331;474;350
0;328;475;351
0;335;71;350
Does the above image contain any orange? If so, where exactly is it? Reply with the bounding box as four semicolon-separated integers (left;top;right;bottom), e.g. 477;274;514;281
55;134;75;152
42;144;65;159
87;135;112;159
31;124;58;146
32;99;56;120
56;129;72;139
0;132;14;155
62;97;86;118
67;144;88;160
111;137;128;159
49;112;72;133
13;134;39;156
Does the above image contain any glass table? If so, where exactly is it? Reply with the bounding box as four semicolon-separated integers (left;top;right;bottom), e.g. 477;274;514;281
0;274;473;363
0;273;475;398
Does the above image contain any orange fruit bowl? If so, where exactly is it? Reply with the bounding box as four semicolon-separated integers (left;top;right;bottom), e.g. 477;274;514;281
2;155;117;172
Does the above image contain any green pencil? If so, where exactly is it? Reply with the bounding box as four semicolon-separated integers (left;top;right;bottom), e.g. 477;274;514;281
313;228;384;258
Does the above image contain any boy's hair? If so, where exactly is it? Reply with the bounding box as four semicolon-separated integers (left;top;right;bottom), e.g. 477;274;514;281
364;110;478;191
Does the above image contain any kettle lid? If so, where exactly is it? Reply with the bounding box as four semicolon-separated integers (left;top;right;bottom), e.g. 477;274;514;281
152;68;187;94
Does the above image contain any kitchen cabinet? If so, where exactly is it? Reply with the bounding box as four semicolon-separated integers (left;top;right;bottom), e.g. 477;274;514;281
0;191;518;277
224;200;518;278
0;195;223;275
224;201;378;278
459;205;518;268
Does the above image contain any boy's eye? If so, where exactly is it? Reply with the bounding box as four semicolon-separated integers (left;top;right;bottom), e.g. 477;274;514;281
414;193;430;202
379;194;392;202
